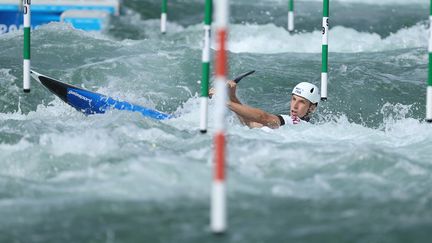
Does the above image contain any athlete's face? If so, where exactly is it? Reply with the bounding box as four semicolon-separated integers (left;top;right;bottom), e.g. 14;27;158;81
290;95;316;118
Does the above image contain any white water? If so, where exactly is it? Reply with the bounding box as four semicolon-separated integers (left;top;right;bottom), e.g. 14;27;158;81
229;23;428;53
157;21;429;54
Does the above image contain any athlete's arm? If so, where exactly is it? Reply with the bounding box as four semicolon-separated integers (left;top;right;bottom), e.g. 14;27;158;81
227;95;250;126
228;101;281;129
209;80;252;126
210;80;281;129
226;80;282;129
226;80;262;127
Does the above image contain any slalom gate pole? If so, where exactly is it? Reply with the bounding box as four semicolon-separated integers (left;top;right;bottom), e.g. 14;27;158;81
200;0;213;133
427;0;432;122
161;0;167;34
321;0;329;100
211;0;229;234
23;0;31;93
288;0;294;32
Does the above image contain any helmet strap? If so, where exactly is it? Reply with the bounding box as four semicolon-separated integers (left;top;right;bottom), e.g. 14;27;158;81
300;116;310;122
301;102;317;122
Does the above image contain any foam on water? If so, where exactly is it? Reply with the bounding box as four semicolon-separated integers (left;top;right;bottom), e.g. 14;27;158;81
158;20;428;54
232;106;429;205
2;93;429;201
228;23;427;54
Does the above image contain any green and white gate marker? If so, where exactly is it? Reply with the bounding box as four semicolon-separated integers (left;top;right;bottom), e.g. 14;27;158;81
200;0;213;133
288;0;294;32
427;0;432;122
161;0;167;34
23;0;31;93
321;0;329;100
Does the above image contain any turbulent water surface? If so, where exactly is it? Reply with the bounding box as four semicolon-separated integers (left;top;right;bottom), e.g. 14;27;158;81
1;0;431;242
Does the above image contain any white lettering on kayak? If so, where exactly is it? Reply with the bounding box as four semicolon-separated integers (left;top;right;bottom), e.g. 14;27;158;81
68;90;92;103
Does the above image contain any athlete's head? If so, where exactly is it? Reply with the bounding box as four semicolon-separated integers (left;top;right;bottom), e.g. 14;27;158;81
290;82;320;120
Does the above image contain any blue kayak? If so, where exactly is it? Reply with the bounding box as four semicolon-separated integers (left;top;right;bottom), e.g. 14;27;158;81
30;70;172;120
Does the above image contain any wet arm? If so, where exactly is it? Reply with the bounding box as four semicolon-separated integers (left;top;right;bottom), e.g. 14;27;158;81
228;101;281;129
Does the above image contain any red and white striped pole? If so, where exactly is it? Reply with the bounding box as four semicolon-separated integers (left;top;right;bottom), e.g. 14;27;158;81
211;0;229;234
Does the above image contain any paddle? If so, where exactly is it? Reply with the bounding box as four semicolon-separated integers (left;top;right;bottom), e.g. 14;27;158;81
209;70;256;99
233;70;255;83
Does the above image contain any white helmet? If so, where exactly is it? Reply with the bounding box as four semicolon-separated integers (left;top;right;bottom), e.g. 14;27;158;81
292;82;320;104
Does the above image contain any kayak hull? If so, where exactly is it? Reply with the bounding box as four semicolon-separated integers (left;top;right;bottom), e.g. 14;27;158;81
31;70;172;120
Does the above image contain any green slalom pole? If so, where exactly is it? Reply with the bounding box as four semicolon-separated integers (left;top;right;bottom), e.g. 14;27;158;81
321;0;329;100
161;0;167;34
23;0;31;93
200;0;213;133
427;0;432;122
288;0;294;32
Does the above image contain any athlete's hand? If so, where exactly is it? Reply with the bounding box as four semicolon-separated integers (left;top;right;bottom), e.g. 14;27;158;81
209;87;216;98
227;80;237;99
208;80;237;99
